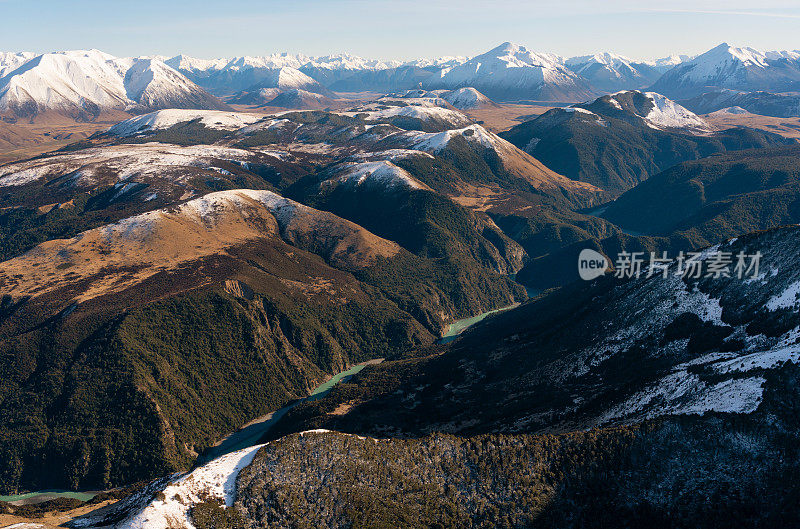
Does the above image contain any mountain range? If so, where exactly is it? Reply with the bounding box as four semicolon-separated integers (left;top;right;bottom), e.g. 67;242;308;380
3;42;800;119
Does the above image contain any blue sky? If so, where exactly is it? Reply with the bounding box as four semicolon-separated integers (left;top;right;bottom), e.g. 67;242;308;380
1;0;799;60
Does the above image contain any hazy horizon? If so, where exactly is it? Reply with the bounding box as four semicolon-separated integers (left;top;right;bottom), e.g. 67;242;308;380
1;0;799;62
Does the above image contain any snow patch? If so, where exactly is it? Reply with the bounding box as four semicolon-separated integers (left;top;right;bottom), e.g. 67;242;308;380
642;92;712;132
766;280;800;311
120;444;263;529
330;160;427;190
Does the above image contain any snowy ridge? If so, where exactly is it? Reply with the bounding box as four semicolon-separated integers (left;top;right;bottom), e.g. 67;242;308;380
0;51;35;77
328;160;429;191
0;144;259;188
641;91;712;132
363;104;471;126
563;52;661;91
92;189;302;241
106;109;264;136
263;67;320;90
584;90;712;132
120;444;264;529
118;430;373;529
566;52;637;70
406;124;502;152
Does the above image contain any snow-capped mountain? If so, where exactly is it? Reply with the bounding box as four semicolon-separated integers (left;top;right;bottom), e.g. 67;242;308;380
228;67;335;105
565;52;662;92
165;53;315;94
579;90;712;133
650;43;800;99
167;52;467;94
0;49;228;118
241;66;332;94
426;42;597;102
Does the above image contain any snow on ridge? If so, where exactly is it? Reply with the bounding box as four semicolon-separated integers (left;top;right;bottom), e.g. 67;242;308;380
408;124;501;152
107;109;264;136
329;160;428;191
93;189;303;243
0;144;258;188
173;189;304;229
564;107;598;116
120;444;264;529
677;43;779;83
642;91;712;132
118;430;379;529
362;104;470;125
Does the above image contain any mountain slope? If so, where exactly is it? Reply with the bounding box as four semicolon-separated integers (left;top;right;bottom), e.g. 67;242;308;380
264;88;339;109
0;51;35;77
263;224;800;439
602;145;800;242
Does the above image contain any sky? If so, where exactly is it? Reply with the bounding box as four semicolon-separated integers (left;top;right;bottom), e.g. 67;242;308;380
1;0;799;61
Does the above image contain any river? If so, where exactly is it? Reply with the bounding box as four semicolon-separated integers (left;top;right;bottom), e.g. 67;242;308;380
440;303;520;343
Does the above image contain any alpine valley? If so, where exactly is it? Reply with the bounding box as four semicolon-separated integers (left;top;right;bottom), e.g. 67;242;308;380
1;35;800;529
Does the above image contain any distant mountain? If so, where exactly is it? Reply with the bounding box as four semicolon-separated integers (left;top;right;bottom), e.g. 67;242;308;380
564;52;662;92
104;109;265;137
499;90;790;194
0;50;229;119
264;88;339;109
166;52;450;94
581;90;712;132
650;43;800;99
164;53;312;94
648;53;694;72
384;87;499;109
426;42;598;102
682;89;800;118
231;66;334;100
